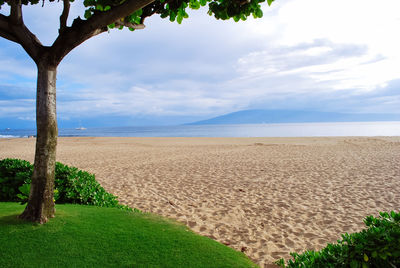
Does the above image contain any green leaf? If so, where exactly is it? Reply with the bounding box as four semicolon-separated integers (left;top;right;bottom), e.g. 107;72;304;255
83;0;91;7
363;253;368;262
350;260;359;268
135;9;143;16
18;183;30;196
390;211;396;218
169;11;176;22
255;9;263;18
177;14;183;24
189;0;200;10
267;0;274;6
84;10;92;19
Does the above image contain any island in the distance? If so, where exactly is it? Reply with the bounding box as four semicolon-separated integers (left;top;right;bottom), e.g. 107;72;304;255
187;109;400;125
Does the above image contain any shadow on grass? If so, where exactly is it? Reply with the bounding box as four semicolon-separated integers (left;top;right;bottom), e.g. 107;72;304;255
0;214;34;226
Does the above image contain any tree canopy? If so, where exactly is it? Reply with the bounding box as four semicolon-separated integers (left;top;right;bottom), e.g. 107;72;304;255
1;0;274;31
0;0;274;65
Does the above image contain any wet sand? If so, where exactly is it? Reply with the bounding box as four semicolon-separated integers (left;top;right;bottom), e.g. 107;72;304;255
1;137;399;267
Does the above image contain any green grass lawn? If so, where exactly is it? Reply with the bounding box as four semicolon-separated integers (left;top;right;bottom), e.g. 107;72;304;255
0;202;258;267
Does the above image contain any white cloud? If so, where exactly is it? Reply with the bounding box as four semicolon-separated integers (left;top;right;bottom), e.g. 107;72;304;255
17;116;35;121
1;0;400;125
237;0;400;95
0;99;35;116
0;56;36;79
305;56;400;91
301;46;332;57
274;0;400;50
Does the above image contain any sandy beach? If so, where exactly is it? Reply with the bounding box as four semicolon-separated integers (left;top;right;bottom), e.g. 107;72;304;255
1;136;399;267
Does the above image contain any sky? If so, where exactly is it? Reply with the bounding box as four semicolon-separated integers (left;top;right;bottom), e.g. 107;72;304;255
1;0;400;128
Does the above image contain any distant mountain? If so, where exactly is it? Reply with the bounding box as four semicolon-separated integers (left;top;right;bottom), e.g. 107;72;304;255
188;109;400;125
0;114;205;129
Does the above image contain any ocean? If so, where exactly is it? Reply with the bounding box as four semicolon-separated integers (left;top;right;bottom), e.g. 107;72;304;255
1;121;400;138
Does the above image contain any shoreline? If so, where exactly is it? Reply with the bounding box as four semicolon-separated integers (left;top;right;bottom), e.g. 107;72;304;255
2;121;400;139
1;135;400;140
1;136;400;267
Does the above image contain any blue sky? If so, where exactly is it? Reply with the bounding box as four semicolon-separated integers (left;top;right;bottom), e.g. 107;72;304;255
1;0;400;128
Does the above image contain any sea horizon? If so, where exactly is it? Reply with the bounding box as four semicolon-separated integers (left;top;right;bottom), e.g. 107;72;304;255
1;121;400;138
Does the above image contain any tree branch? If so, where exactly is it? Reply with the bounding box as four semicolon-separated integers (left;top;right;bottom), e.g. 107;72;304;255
140;3;157;24
140;0;171;24
0;14;18;43
0;8;43;62
114;20;145;30
10;0;23;25
50;0;157;64
59;0;70;33
85;0;157;31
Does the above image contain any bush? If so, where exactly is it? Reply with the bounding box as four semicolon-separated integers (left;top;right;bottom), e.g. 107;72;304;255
54;162;131;210
0;158;131;211
0;158;32;202
277;211;400;268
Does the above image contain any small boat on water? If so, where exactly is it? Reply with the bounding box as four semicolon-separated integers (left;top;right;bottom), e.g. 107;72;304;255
75;127;87;130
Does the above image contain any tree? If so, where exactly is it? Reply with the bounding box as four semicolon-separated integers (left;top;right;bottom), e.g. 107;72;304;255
0;0;274;223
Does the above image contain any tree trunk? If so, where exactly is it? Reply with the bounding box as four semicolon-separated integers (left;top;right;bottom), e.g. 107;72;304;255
19;61;58;224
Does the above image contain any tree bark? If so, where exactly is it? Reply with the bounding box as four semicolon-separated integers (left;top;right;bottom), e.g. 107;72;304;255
19;61;58;224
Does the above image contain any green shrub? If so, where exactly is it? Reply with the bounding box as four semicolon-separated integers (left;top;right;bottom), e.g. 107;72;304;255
54;162;131;210
16;183;31;204
0;158;131;211
277;211;400;268
0;158;32;202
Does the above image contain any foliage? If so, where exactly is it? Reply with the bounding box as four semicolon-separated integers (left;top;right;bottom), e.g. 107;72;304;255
0;203;258;267
0;158;131;211
0;158;32;202
0;0;275;29
277;211;400;268
16;183;31;204
53;161;131;210
83;0;274;26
